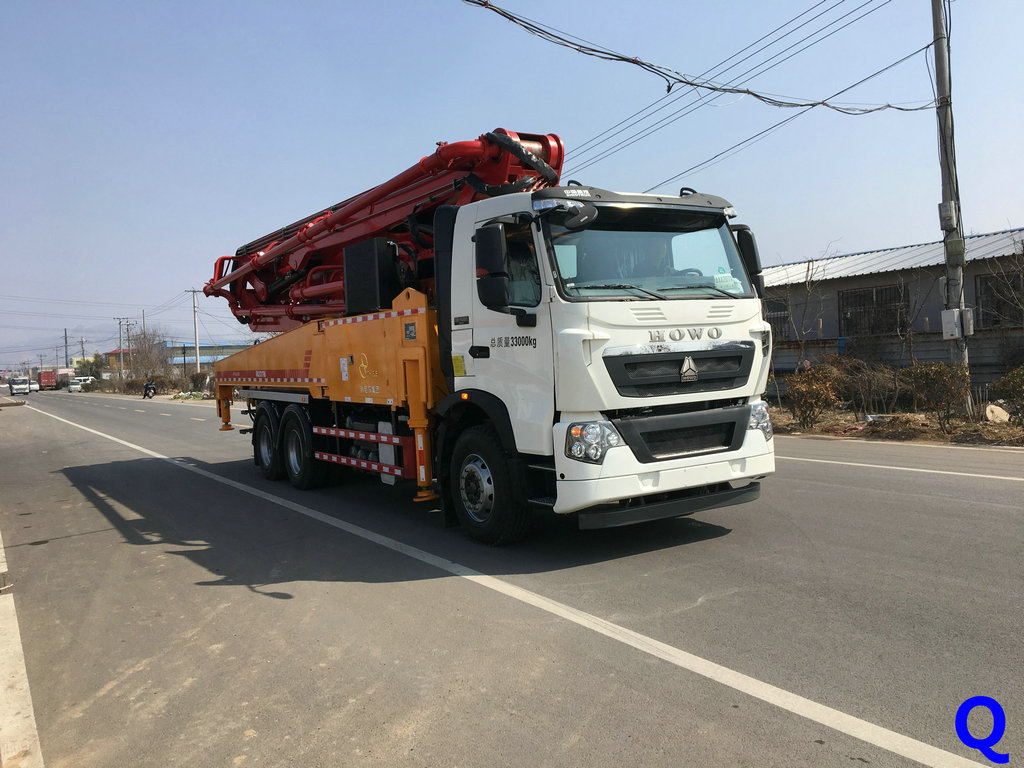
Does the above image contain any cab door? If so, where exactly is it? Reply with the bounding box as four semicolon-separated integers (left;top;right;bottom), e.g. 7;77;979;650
470;218;555;456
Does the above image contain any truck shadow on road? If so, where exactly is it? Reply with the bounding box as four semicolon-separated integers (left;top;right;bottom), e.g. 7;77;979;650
61;456;732;597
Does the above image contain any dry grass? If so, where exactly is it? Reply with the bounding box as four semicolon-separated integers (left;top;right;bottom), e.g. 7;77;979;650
769;407;1024;447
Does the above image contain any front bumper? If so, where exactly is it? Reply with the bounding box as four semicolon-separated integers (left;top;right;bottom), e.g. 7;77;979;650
578;481;761;529
552;425;774;516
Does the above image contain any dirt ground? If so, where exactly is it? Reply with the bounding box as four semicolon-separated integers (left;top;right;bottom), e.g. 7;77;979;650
768;406;1024;447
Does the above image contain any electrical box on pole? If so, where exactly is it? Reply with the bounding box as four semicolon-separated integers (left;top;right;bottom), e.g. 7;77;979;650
941;308;975;340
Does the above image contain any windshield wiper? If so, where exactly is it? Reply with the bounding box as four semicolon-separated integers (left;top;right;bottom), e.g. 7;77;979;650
656;284;740;299
569;282;667;300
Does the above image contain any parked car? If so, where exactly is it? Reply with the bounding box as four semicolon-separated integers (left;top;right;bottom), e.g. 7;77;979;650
9;377;31;395
67;380;82;392
29;380;40;392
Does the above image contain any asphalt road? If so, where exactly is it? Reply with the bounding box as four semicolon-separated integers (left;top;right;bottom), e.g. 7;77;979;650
0;390;1021;768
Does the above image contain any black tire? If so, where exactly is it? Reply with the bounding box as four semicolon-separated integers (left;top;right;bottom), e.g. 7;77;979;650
253;406;285;481
449;424;530;545
280;405;328;490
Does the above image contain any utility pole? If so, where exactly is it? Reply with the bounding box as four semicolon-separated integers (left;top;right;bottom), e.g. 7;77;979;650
191;289;201;376
931;0;969;369
115;317;127;379
125;321;135;378
64;328;70;368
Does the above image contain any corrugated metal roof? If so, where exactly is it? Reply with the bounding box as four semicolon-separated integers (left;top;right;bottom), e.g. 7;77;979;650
762;228;1024;287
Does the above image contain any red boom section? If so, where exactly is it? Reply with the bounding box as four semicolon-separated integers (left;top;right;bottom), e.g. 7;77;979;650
204;129;564;331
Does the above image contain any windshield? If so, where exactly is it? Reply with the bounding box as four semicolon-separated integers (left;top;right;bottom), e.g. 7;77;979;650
544;205;754;300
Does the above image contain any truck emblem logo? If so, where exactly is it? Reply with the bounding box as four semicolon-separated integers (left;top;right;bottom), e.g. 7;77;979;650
648;327;722;342
680;357;699;382
358;353;378;378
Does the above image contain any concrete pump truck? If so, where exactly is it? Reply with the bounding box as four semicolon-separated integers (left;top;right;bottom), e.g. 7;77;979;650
204;129;775;544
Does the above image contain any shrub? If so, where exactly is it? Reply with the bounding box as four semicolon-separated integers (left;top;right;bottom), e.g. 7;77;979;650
783;363;842;429
991;365;1024;422
189;371;211;392
897;363;970;433
823;354;896;417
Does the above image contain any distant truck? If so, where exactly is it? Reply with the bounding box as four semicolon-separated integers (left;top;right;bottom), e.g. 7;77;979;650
38;370;57;390
9;376;31;396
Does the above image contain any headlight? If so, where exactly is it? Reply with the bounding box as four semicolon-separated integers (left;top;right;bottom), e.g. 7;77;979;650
565;420;622;464
748;401;773;441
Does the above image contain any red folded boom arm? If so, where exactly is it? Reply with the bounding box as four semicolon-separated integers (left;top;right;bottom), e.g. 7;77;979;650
204;129;564;331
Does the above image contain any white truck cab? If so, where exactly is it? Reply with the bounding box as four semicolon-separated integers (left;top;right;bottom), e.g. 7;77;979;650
435;186;774;530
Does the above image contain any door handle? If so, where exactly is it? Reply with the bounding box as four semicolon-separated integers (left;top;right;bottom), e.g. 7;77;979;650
469;346;490;359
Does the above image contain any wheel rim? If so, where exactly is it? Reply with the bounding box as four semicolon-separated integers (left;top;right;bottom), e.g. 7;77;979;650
257;422;274;467
284;428;304;477
458;454;494;523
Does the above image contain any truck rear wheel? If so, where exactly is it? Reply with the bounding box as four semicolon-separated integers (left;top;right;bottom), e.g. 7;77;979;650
253;406;285;481
280;405;328;490
449;425;530;545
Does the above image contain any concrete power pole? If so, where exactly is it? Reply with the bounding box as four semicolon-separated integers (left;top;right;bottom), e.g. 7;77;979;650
115;317;127;379
931;0;969;369
191;289;201;376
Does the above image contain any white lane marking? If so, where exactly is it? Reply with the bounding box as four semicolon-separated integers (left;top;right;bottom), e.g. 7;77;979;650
776;434;1024;455
778;455;1024;483
25;406;988;768
0;528;46;768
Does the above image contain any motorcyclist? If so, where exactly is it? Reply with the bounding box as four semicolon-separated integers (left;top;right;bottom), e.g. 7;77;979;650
143;378;156;399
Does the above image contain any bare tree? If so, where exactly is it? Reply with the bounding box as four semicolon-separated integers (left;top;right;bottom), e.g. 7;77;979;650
892;265;944;365
766;256;828;366
978;237;1024;327
128;327;174;379
977;237;1024;370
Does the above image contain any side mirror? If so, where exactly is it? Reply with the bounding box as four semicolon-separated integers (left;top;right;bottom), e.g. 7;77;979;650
563;203;599;231
475;224;510;310
732;225;765;297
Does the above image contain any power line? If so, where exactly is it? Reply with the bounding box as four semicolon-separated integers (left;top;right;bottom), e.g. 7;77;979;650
465;0;933;117
568;0;851;163
565;0;909;177
643;43;936;192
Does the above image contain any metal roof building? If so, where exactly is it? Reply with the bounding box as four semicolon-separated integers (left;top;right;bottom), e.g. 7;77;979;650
762;228;1024;286
761;228;1024;384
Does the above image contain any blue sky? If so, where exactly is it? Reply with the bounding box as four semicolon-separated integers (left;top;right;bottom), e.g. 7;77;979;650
2;0;1020;370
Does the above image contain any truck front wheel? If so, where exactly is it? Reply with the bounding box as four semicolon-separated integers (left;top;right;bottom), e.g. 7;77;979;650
449;425;529;545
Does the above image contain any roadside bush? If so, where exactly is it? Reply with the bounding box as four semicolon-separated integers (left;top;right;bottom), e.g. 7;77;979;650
783;362;843;429
897;362;970;433
823;354;896;417
189;371;212;392
991;365;1024;422
124;375;183;395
